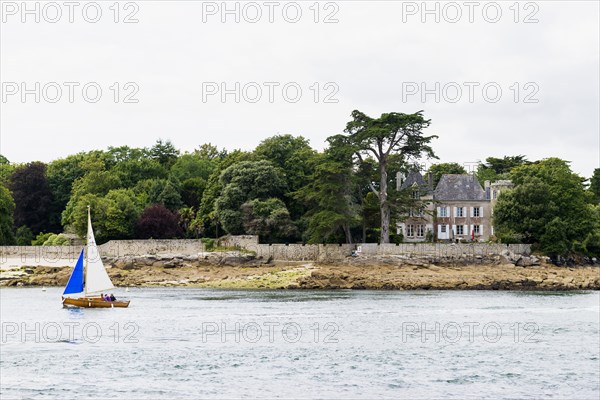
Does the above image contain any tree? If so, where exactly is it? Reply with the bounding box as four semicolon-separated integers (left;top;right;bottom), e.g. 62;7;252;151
0;185;16;245
42;233;70;246
68;189;141;242
156;180;183;211
15;225;34;245
253;135;317;219
476;155;530;186
196;150;253;236
149;139;179;169
170;153;217;208
47;153;87;230
494;158;596;256
195;143;226;161
215;160;287;235
339;110;436;243
0;155;15;186
295;136;359;243
590;168;600;203
482;155;529;174
241;198;297;242
111;158;167;187
136;204;183;239
427;162;467;187
8;162;56;233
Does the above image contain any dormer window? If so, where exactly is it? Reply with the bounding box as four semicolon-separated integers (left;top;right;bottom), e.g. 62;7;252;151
412;190;420;199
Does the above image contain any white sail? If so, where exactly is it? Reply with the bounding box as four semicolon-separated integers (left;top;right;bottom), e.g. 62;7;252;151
85;208;114;294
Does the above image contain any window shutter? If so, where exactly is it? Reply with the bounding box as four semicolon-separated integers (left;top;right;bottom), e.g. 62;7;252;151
470;207;474;217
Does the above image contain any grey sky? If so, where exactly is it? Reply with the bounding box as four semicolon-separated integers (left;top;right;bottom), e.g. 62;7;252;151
1;0;598;177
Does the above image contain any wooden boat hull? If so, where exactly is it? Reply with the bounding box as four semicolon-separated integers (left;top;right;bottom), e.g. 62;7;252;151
62;297;130;308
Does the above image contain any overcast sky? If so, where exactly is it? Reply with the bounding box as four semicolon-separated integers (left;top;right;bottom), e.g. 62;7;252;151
1;0;598;177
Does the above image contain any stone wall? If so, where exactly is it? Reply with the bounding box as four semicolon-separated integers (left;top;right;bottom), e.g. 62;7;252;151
1;238;532;266
220;237;532;262
98;239;205;257
0;246;81;265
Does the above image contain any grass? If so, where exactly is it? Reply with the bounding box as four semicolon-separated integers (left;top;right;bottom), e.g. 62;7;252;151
196;268;310;289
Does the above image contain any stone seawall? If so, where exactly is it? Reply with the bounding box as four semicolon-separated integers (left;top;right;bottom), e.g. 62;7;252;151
1;237;532;266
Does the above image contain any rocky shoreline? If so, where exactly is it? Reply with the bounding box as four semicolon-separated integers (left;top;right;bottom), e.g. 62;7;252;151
1;252;599;290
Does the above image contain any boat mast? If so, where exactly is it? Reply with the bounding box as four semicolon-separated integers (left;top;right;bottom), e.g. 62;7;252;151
84;205;90;297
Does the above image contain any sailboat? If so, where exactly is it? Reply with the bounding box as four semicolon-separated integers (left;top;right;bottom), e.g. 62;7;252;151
62;206;130;308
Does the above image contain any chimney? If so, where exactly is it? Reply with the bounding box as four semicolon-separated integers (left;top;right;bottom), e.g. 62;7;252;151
396;171;405;191
427;172;433;188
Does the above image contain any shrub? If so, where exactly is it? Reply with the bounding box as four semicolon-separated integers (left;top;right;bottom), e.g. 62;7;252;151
136;204;183;239
15;225;34;246
201;237;215;251
32;232;53;246
42;233;70;246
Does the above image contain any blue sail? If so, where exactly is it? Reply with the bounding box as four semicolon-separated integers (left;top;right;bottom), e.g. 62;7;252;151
63;249;85;295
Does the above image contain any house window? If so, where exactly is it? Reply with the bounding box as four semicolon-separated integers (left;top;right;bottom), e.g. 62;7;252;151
417;225;425;237
493;190;497;199
456;225;464;235
412;190;420;199
407;225;414;237
456;207;464;217
439;207;447;217
473;207;480;217
474;225;481;235
441;225;447;233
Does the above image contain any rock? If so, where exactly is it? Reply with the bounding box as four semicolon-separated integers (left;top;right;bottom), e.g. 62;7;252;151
515;256;540;267
152;261;165;268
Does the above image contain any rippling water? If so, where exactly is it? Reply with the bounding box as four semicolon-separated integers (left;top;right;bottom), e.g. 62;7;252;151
1;288;599;399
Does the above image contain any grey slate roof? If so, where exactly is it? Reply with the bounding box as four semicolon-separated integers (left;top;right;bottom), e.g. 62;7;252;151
434;174;486;201
399;170;433;195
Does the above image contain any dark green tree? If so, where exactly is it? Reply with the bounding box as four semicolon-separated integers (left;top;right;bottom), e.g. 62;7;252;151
482;155;530;174
427;162;467;187
9;162;57;233
215;160;287;235
339;110;436;243
47;153;87;229
0;185;16;245
589;168;600;203
69;189;141;242
295;136;359;243
136;204;183;239
476;155;530;186
15;225;34;245
241;198;298;242
253;135;317;219
0;155;15;186
170;152;217;208
494;158;596;256
195;150;253;237
149;139;179;169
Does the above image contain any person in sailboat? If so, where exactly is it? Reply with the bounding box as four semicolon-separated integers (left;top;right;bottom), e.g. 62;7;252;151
109;294;116;301
100;293;105;301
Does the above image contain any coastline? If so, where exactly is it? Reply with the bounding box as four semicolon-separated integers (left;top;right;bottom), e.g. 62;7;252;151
2;255;599;290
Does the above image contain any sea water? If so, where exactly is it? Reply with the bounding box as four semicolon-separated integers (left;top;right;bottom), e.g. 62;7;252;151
1;288;598;399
